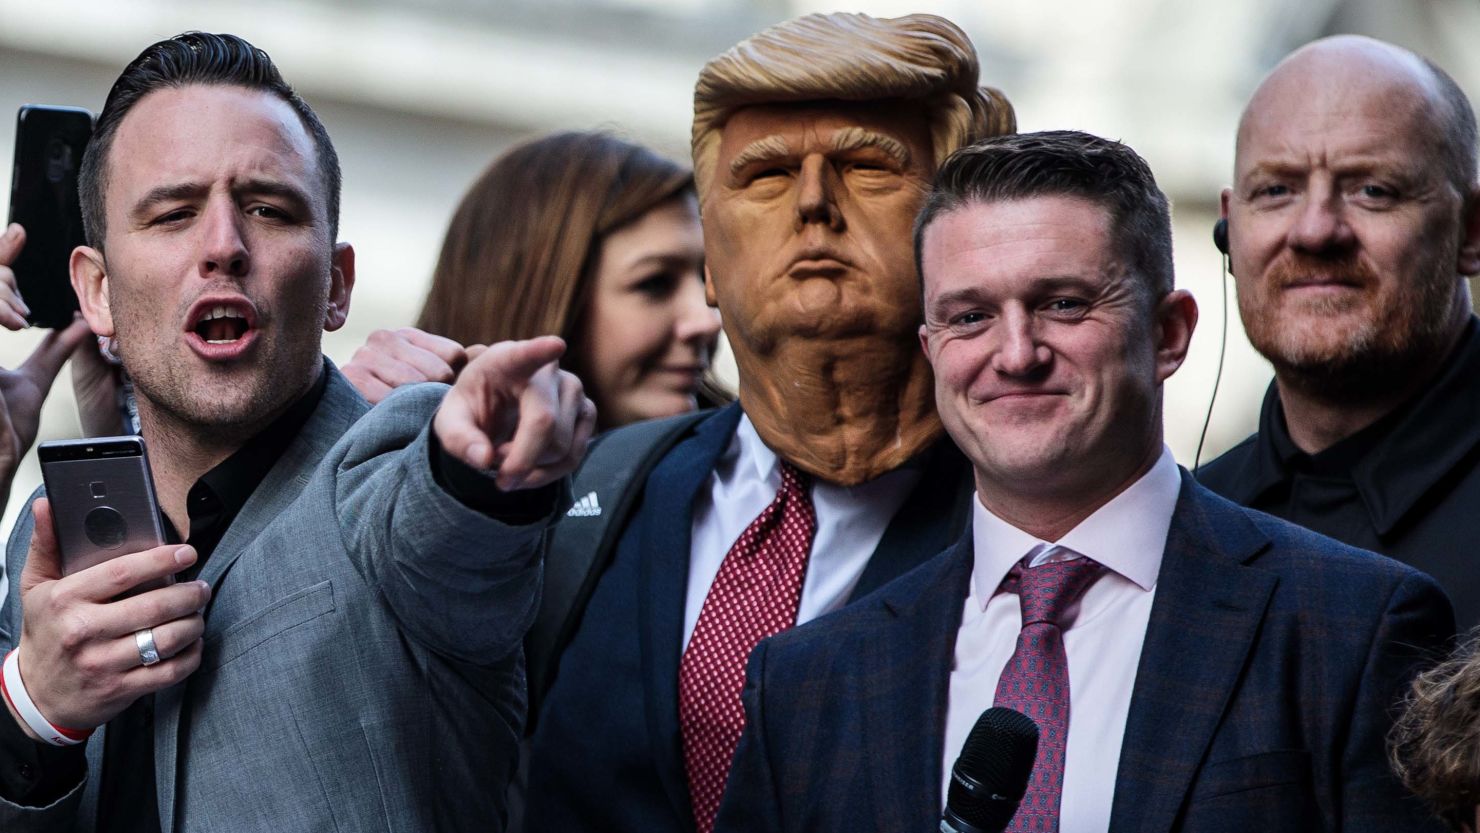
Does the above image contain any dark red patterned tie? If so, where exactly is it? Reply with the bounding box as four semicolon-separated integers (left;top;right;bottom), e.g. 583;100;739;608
994;553;1106;833
680;461;816;833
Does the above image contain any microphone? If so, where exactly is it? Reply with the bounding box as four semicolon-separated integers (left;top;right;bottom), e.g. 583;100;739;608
940;707;1039;833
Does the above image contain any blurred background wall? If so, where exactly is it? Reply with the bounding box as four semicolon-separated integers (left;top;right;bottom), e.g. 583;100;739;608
0;0;1477;536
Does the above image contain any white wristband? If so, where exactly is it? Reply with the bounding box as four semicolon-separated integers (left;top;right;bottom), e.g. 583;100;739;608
2;648;92;747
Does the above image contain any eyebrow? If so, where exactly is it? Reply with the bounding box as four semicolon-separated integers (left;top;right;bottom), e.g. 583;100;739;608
129;178;314;222
622;251;704;274
927;275;1102;311
728;135;793;176
129;182;208;222
926;286;991;315
829;127;911;166
1239;155;1418;184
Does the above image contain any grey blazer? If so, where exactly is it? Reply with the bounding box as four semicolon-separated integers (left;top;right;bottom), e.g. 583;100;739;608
0;367;549;832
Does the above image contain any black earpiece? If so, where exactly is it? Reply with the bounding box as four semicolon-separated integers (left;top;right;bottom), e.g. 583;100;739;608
1212;218;1229;255
1194;217;1232;473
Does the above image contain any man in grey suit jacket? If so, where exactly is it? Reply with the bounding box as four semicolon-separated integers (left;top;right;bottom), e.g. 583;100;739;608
0;33;594;831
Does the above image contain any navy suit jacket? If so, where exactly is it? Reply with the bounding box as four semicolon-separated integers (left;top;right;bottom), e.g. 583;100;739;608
523;405;974;833
715;474;1455;833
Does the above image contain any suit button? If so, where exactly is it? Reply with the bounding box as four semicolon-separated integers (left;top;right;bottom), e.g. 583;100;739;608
18;762;36;780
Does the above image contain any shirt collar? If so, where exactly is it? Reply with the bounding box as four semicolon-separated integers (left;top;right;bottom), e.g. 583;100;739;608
166;361;328;566
1234;317;1480;535
970;446;1180;608
735;414;781;486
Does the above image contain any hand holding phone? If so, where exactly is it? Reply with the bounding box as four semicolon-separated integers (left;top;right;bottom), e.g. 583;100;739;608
5;496;208;738
0;224;37;329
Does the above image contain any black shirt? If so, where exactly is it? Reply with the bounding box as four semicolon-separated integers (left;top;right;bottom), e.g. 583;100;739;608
1198;317;1480;630
0;363;558;826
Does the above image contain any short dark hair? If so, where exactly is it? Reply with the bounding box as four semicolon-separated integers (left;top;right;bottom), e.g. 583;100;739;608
913;130;1174;303
79;32;341;248
1390;630;1480;831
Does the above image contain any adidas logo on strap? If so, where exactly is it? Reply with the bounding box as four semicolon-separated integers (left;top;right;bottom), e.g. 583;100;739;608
567;491;602;518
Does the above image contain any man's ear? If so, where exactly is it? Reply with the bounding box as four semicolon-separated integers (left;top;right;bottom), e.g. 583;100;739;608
918;324;931;360
1458;185;1480;277
324;242;355;332
703;261;718;307
70;245;114;337
1153;289;1198;384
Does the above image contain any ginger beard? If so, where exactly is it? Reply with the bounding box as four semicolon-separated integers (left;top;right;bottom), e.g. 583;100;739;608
1239;244;1461;401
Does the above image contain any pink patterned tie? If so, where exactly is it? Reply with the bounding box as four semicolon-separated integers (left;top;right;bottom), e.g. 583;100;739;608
994;551;1106;833
680;460;816;833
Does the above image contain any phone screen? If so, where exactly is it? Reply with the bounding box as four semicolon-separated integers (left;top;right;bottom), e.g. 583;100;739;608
7;105;94;329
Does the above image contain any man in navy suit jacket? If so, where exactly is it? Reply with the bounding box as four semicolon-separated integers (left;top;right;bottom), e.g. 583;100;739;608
716;131;1455;832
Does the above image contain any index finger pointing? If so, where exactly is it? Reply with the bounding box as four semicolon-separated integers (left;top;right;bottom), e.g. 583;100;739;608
467;336;567;390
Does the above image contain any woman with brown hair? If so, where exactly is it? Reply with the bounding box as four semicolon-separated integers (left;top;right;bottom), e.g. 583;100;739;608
344;131;723;429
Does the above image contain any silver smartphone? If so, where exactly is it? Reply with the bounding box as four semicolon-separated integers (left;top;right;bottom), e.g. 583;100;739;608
38;436;169;591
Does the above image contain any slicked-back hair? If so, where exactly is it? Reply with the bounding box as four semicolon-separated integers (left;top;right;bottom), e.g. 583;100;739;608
914;130;1175;304
79;31;341;248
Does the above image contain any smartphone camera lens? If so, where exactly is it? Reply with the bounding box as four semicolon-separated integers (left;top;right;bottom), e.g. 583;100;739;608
84;506;128;550
90;481;107;498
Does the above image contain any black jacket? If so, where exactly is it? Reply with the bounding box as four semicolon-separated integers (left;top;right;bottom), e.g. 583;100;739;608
1198;318;1480;630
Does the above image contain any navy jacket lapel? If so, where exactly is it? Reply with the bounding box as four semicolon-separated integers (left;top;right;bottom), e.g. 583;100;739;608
636;404;743;827
863;534;973;830
1109;474;1276;833
853;439;974;600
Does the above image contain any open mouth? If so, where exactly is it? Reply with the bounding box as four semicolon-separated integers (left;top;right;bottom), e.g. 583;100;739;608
193;305;251;344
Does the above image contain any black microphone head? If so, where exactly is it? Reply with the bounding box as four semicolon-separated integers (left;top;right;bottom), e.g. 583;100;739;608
942;707;1039;833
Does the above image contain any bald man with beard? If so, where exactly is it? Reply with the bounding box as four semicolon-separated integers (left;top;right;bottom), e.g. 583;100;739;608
1199;35;1480;629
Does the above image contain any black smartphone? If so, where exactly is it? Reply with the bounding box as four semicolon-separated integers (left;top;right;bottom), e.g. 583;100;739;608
7;105;93;328
38;436;169;592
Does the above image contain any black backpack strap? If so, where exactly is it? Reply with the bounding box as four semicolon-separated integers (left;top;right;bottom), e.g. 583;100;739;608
525;409;712;718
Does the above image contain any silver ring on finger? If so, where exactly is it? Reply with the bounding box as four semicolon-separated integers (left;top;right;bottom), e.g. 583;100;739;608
135;628;161;667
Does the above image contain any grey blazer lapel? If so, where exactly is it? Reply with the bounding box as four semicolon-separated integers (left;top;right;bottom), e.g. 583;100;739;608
194;368;367;590
1108;475;1276;833
154;365;367;832
863;535;972;831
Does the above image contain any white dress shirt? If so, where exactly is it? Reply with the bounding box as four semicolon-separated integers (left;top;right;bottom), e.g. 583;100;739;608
941;447;1181;832
682;415;921;650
